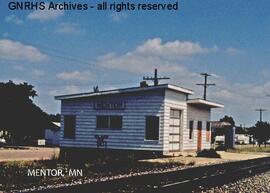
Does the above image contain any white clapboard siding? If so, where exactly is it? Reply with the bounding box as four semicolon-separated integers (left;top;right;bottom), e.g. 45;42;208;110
60;91;165;151
163;90;188;152
185;105;211;150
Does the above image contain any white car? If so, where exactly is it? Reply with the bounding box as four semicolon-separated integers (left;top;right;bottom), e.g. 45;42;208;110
0;138;6;144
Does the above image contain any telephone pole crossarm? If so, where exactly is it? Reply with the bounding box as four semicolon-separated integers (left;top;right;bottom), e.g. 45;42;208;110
255;109;267;122
196;73;216;100
143;69;170;86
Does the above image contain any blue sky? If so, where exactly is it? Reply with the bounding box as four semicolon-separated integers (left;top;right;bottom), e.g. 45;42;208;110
1;0;270;126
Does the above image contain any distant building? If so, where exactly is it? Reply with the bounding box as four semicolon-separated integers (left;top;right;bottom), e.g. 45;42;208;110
45;122;60;146
55;84;223;155
211;121;235;148
234;126;250;145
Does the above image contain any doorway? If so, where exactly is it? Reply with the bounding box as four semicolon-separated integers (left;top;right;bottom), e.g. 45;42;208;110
197;121;202;151
169;109;181;152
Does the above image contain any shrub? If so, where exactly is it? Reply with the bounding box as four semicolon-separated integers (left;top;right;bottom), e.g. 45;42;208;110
197;149;221;158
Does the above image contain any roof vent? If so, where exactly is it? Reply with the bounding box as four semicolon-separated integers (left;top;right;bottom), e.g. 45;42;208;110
93;86;99;93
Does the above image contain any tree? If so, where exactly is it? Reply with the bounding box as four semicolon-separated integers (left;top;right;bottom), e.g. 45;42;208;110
249;121;270;147
49;114;61;122
0;81;53;144
219;115;235;126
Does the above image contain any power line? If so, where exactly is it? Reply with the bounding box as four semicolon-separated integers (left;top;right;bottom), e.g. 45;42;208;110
196;72;216;100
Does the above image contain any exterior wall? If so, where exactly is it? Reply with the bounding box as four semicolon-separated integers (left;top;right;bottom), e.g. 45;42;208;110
163;90;188;153
60;90;165;151
185;105;211;151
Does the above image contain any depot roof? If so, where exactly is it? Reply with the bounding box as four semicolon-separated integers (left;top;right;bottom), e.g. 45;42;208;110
187;98;224;108
55;84;194;100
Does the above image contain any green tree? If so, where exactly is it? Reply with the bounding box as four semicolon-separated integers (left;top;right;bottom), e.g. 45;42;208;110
49;113;61;122
0;81;53;144
219;115;235;126
249;121;270;147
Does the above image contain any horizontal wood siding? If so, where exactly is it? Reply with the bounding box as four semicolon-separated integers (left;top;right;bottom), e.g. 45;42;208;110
60;91;165;151
164;90;188;153
185;105;211;150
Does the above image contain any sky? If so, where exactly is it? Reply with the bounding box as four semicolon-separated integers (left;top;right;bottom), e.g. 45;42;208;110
1;0;270;126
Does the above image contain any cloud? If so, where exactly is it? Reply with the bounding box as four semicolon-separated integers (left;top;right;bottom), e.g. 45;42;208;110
135;38;213;58
5;14;23;25
0;39;48;62
31;69;45;78
226;47;246;55
27;3;64;21
96;38;215;75
56;70;93;82
95;38;270;126
55;22;83;34
98;52;190;75
111;12;128;22
13;65;24;71
208;78;270;125
48;85;85;96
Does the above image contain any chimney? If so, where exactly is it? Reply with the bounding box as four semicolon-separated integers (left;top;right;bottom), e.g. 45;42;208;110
140;81;148;87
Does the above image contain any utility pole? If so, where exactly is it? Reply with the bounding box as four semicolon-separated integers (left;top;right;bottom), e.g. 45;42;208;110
196;73;216;100
143;69;170;86
255;109;267;122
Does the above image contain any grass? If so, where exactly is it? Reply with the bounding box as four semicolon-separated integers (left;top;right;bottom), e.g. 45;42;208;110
227;145;270;153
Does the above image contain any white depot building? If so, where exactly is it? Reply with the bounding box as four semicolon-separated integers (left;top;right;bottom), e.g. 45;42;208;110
55;82;223;155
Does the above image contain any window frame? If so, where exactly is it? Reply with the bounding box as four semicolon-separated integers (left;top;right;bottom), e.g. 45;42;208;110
96;115;122;130
145;116;160;141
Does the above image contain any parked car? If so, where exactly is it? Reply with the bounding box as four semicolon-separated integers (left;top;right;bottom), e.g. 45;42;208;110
0;138;6;146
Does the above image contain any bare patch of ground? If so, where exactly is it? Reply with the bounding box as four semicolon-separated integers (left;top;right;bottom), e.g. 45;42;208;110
141;151;270;166
0;146;59;162
217;151;270;160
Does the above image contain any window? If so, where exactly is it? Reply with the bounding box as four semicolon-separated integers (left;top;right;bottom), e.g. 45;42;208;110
145;116;159;140
189;120;194;140
110;116;122;129
206;121;211;142
97;116;109;128
64;115;76;139
197;121;202;130
170;109;180;119
206;121;211;131
96;115;122;129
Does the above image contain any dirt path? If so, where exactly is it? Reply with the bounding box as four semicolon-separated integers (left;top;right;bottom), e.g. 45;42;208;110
0;147;59;162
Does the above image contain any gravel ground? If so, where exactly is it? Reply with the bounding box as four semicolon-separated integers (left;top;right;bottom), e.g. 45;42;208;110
203;170;270;193
15;160;226;193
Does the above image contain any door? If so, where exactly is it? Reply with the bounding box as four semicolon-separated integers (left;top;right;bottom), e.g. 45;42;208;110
197;121;202;151
169;109;181;152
